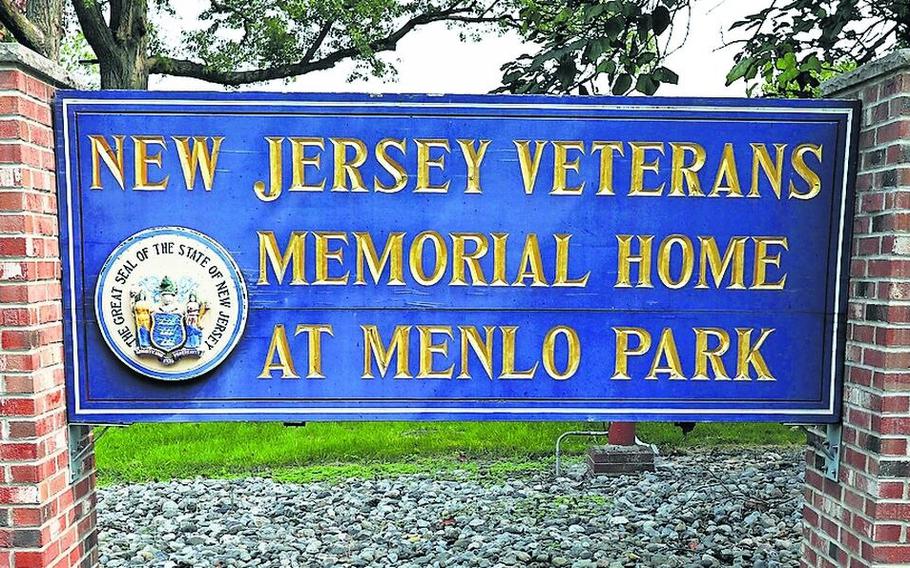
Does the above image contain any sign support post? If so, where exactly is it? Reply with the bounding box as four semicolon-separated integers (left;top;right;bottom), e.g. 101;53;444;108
0;45;97;568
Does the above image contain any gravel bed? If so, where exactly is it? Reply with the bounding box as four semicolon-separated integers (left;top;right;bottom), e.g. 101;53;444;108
98;448;804;568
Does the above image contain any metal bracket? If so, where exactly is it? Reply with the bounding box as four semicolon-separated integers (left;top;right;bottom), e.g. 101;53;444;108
823;423;842;482
67;425;116;483
555;430;610;476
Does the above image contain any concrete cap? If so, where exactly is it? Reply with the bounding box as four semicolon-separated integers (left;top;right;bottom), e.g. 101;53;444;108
822;49;910;96
0;42;74;88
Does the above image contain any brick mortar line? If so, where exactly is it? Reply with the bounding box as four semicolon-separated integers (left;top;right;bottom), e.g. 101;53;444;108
846;340;910;353
0;88;57;113
0;302;62;308
844;383;910;397
0;137;55;155
0;451;73;470
0;189;57;199
854;213;910;220
0;344;62;355
0;112;54;132
0;404;68;424
0;213;57;221
856;161;910;174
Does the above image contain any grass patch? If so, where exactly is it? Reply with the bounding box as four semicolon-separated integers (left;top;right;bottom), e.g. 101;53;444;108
94;421;804;484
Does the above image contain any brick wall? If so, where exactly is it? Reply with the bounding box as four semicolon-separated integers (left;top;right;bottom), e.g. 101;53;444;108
803;51;910;568
0;45;97;568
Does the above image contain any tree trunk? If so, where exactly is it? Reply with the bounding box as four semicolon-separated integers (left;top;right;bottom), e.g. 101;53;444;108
73;0;151;89
24;0;61;61
99;42;149;89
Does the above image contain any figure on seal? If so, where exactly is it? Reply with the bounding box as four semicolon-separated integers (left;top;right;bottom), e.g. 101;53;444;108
184;292;208;349
132;290;152;348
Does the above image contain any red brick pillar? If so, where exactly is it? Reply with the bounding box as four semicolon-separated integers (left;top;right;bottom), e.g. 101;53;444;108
803;50;910;567
0;45;97;567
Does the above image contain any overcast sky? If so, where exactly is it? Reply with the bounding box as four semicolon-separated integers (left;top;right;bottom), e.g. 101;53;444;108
152;0;758;97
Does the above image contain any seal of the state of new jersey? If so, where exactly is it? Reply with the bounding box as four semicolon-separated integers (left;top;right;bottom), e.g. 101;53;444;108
95;227;248;381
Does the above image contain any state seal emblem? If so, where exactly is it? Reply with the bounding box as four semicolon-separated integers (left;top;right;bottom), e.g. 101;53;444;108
95;227;248;381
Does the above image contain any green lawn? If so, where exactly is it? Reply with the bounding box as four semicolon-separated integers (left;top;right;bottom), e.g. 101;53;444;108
94;421;805;484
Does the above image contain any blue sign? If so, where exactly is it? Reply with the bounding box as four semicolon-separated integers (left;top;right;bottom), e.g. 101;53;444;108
55;91;859;423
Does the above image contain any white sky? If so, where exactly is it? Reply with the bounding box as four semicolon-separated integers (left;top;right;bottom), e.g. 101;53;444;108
151;0;760;97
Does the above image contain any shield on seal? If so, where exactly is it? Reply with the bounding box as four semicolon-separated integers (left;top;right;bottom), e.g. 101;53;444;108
150;312;186;352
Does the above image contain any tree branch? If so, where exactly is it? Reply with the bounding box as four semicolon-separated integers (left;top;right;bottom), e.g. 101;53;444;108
0;0;47;55
148;6;473;86
72;0;119;61
302;18;335;64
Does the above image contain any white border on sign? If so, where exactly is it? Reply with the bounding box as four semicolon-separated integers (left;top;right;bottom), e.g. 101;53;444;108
61;98;854;417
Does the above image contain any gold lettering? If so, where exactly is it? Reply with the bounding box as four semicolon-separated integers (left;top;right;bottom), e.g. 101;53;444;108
354;231;405;285
491;233;509;287
258;231;307;285
592;141;624;195
657;235;695;289
253;136;284;202
500;326;538;379
374;138;408;193
735;328;775;381
696;236;747;289
362;325;411;379
513;234;548;287
290;137;326;192
551;141;585;195
669;142;706;196
418;325;455;379
294;324;333;379
749;143;786;198
554;234;590;287
132;135;169;190
709;143;742;197
258;324;299;379
612;327;651;380
514;140;547;194
542;326;580;380
173;136;223;191
629;142;665;196
789;143;823;199
693;327;731;380
331;137;368;192
751;236;788;290
89;134;126;190
415;139;450;193
410;231;447;285
451;233;489;286
615;235;654;288
458;325;495;380
646;328;685;380
457;139;491;194
314;231;349;285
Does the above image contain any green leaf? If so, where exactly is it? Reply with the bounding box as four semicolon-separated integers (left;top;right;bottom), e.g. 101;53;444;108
589;39;605;61
652;6;671;35
597;59;617;74
556;58;577;90
603;16;624;38
726;57;754;86
585;4;605;21
800;54;822;73
636;73;658;95
613;73;633;94
637;15;652;40
652;66;679;84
